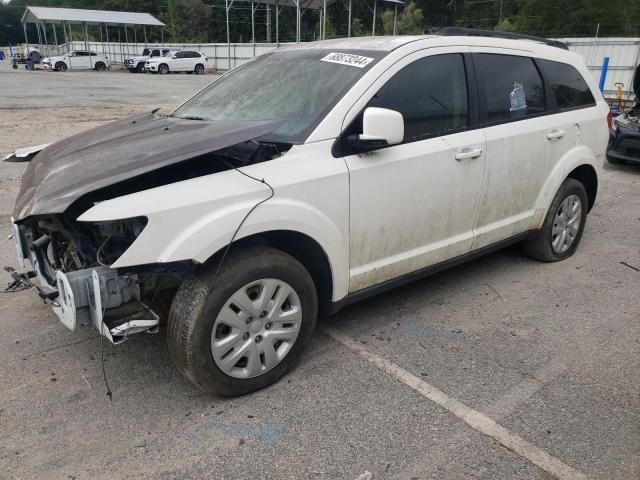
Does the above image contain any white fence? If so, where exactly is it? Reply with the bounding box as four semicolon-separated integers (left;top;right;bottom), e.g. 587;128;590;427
560;37;640;100
34;41;286;70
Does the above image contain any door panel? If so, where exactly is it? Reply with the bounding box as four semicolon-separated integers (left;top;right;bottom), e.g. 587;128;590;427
343;50;486;292
470;50;553;249
346;130;486;291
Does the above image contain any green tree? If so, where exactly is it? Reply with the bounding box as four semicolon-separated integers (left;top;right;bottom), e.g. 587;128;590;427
381;1;423;35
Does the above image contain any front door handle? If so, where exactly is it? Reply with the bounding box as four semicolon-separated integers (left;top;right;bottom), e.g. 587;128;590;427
547;129;565;140
455;148;483;161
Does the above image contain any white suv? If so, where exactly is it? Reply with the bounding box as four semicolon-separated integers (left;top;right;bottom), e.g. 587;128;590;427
43;50;111;71
145;50;208;74
125;48;172;73
10;30;609;396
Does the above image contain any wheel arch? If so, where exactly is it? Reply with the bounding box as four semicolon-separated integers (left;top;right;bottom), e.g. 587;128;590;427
567;164;598;211
532;148;601;228
203;230;335;316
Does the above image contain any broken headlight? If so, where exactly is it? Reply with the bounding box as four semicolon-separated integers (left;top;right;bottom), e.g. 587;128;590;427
92;216;148;266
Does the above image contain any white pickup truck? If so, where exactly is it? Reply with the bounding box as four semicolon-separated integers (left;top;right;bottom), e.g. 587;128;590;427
125;48;172;73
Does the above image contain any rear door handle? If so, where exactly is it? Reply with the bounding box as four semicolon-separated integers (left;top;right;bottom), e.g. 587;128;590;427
547;129;565;140
455;148;483;161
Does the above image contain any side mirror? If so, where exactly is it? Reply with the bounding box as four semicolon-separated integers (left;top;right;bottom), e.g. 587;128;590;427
346;107;404;152
172;55;178;59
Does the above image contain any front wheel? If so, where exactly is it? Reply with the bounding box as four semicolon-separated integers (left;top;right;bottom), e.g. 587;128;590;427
523;178;588;262
167;246;318;396
55;61;67;72
158;63;169;75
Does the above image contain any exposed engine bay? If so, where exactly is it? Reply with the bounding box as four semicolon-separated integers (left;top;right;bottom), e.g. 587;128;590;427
8;113;290;343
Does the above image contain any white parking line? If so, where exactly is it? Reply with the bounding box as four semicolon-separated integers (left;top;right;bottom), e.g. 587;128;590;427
321;326;588;480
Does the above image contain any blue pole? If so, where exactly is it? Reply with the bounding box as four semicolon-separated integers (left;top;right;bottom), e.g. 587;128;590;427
8;42;12;58
599;56;609;92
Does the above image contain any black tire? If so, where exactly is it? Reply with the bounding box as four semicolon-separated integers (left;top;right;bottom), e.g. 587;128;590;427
523;178;588;262
158;63;169;75
55;61;67;72
94;62;106;71
128;68;137;73
194;63;205;75
136;62;145;73
167;245;318;396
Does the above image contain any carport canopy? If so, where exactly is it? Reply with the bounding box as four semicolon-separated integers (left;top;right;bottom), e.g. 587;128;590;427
21;6;164;27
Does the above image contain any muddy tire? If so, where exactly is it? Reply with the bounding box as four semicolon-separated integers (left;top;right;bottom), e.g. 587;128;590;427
523;178;588;262
167;245;317;396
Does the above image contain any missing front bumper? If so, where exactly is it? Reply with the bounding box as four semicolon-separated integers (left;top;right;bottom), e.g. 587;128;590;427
53;267;159;344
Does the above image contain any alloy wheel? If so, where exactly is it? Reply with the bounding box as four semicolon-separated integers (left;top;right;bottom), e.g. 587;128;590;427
551;194;582;254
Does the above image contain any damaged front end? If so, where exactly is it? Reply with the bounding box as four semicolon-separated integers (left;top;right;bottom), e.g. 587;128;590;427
11;214;171;342
7;112;287;343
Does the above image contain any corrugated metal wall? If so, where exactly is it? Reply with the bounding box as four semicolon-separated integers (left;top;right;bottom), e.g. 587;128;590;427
560;37;639;100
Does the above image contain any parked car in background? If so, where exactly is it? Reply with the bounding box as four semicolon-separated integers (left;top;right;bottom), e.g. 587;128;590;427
42;50;110;72
125;48;172;73
608;68;640;165
9;30;609;397
145;50;208;74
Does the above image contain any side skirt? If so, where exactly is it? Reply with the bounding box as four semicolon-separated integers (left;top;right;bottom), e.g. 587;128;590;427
328;231;533;316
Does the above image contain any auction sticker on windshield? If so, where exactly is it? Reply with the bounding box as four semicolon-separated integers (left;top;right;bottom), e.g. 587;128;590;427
321;52;374;68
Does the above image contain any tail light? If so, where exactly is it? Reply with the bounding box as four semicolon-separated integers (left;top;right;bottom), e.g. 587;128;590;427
607;111;613;130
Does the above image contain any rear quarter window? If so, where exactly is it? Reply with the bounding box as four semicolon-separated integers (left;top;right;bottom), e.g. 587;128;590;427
538;59;596;110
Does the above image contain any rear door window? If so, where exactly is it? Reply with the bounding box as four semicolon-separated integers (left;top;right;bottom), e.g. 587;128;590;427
538;60;596;109
475;54;546;122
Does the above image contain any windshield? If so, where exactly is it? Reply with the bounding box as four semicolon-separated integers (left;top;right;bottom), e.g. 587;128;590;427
165;50;176;57
142;48;150;56
173;49;384;143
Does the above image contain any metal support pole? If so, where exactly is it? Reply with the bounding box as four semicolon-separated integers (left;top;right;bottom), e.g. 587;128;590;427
124;25;129;62
161;28;164;47
393;4;397;35
67;22;73;68
372;0;376;36
226;0;231;69
348;0;352;37
105;24;110;65
119;27;124;67
296;0;301;42
99;23;104;57
144;25;148;46
84;23;93;68
276;4;280;46
323;0;327;39
23;23;30;58
53;23;58;54
36;22;42;54
251;2;255;57
42;22;49;58
266;4;271;43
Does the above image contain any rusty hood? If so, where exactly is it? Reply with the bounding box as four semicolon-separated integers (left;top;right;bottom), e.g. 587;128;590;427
14;112;283;221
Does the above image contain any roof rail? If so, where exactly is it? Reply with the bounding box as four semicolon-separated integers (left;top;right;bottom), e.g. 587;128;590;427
437;27;569;50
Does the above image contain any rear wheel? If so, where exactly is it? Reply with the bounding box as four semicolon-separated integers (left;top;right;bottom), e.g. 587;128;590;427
168;246;317;396
523;178;588;262
194;63;205;75
55;61;67;72
158;63;169;75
